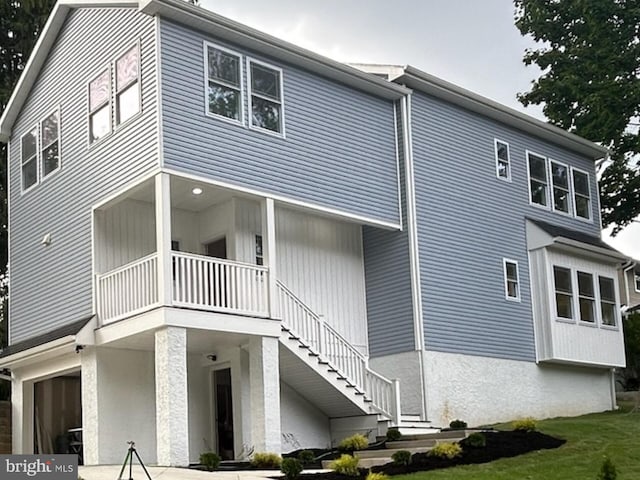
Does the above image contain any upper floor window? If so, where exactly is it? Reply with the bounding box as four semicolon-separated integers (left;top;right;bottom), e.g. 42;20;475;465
205;44;242;122
21;128;38;191
248;59;283;134
115;45;140;125
89;70;111;143
527;152;549;207
599;276;617;326
550;160;571;214
20;109;61;192
503;259;520;301
571;168;592;220
41;111;60;177
494;139;511;181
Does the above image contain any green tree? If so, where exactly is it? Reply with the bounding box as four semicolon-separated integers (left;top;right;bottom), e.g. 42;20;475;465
515;0;640;234
0;0;55;347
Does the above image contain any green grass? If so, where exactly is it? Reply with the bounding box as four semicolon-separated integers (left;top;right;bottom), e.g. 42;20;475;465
394;403;640;480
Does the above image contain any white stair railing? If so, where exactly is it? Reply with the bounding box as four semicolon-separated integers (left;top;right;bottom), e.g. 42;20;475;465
96;253;159;324
277;281;399;420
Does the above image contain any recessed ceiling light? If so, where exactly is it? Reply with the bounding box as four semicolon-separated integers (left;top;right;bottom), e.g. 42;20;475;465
192;187;203;195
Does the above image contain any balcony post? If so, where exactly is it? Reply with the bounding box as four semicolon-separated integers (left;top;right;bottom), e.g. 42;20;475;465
155;173;172;306
261;197;279;319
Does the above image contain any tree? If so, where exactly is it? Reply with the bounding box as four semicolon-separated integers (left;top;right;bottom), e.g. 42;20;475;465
515;0;640;234
0;0;55;347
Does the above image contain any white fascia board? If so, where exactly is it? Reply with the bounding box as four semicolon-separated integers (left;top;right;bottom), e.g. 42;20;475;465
552;238;629;264
0;337;76;369
394;67;608;161
139;0;410;101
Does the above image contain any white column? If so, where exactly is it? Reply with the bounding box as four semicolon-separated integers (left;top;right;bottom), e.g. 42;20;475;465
155;326;189;466
248;336;280;453
11;372;33;454
261;198;278;318
155;172;172;306
81;349;100;465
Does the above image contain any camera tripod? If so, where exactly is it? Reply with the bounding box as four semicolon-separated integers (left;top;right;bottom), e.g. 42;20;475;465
117;441;152;480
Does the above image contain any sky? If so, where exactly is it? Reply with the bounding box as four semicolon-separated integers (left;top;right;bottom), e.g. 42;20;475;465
200;0;639;260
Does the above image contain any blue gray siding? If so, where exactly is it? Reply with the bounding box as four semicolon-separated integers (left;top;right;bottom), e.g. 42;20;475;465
411;92;601;361
159;19;400;225
364;103;415;357
9;8;159;344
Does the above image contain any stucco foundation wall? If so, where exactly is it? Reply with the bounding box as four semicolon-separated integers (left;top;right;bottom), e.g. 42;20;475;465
424;350;614;427
280;382;330;452
369;350;424;417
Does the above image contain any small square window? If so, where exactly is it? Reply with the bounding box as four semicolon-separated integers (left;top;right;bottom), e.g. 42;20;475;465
494;139;511;181
503;259;520;301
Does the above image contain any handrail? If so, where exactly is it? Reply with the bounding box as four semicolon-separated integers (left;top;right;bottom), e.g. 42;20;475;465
96;252;158;280
171;250;269;272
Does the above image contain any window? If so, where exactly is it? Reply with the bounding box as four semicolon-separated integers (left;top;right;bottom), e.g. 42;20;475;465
255;235;264;266
494;139;510;181
599;276;617;326
89;69;111;143
503;259;520;301
550;160;571;214
20;109;61;192
571;168;592;220
205;44;242;122
248;59;283;134
553;266;573;319
41;110;60;177
635;272;640;293
527;152;548;207
115;45;140;125
21;128;38;191
577;271;595;323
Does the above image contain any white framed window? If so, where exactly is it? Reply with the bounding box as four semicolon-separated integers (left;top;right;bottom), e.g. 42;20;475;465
255;234;264;266
503;259;520;301
527;151;549;208
88;68;111;144
494;139;511;181
553;265;574;320
599;276;617;327
20;127;38;191
204;42;243;123
577;271;595;323
550;160;571;214
40;110;60;178
571;167;592;221
248;58;284;135
635;272;640;293
20;108;62;193
115;44;140;126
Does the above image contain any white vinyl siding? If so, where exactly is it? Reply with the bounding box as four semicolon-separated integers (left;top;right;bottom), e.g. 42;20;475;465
494;139;510;181
503;258;520;301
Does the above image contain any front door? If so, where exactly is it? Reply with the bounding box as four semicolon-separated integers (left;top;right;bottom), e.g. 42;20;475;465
213;368;234;460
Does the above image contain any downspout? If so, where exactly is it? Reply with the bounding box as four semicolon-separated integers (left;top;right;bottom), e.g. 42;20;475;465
610;368;618;411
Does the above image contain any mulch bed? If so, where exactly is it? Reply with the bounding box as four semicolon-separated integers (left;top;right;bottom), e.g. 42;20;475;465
295;430;565;479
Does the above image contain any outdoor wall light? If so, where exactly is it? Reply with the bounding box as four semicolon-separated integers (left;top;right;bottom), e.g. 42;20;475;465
42;233;52;246
192;187;203;195
207;354;217;362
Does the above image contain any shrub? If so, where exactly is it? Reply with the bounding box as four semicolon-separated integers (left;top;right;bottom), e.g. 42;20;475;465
512;417;537;432
597;457;617;480
330;454;360;476
449;419;467;430
338;433;369;451
281;458;304;480
428;442;462;459
366;472;389;480
297;450;315;465
199;452;221;471
385;428;402;442
465;432;486;448
251;452;282;468
391;450;412;466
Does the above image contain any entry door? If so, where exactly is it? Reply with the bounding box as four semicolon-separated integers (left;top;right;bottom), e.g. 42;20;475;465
205;237;227;259
205;237;228;308
213;368;234;460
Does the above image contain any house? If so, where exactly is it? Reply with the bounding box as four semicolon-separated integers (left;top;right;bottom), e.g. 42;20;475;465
620;258;640;314
0;0;628;467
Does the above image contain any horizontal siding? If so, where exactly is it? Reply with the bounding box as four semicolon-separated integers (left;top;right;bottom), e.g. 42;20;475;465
9;8;159;344
159;19;399;225
412;92;602;362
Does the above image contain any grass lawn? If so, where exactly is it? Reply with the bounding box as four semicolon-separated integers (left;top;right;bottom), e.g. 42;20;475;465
393;401;640;480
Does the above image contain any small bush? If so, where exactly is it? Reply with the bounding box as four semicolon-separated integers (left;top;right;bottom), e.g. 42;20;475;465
199;452;221;471
449;419;467;430
366;472;389;480
597;457;617;480
338;433;369;451
297;450;315;465
330;454;360;476
391;450;412;466
251;452;282;468
385;428;402;442
281;458;304;480
428;442;462;460
512;417;537;432
465;432;486;448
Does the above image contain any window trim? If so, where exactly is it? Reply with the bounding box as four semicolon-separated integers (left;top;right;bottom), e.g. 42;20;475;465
87;65;113;147
549;158;572;216
39;107;62;183
570;166;593;223
526;150;550;210
247;56;286;138
503;258;521;302
20;127;39;194
114;41;142;130
598;275;619;328
494;139;511;182
203;41;245;126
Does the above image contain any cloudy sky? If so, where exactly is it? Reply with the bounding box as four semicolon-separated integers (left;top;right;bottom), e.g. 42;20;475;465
200;0;639;259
